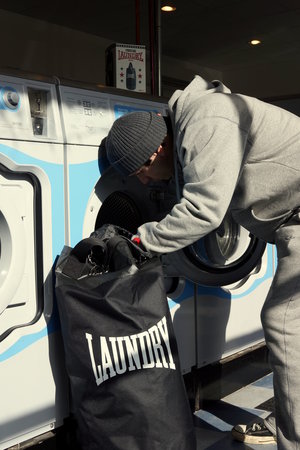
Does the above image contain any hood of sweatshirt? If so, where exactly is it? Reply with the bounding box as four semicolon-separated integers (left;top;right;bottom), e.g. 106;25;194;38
168;75;231;119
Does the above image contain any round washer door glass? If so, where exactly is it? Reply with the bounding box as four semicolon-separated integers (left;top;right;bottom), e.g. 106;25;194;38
163;214;266;286
91;187;266;287
190;214;252;268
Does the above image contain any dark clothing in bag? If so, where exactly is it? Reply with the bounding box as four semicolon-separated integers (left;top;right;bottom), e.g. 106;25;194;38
55;225;196;450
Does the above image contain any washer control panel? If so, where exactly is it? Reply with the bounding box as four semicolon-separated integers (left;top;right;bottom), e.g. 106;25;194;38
0;75;62;141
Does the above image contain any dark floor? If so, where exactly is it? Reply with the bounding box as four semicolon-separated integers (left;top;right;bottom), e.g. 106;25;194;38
19;346;274;450
27;375;275;450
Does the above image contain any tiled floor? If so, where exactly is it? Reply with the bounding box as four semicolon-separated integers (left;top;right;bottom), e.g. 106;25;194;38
194;373;276;449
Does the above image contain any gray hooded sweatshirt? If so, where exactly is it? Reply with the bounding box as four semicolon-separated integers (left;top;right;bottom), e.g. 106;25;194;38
137;75;300;253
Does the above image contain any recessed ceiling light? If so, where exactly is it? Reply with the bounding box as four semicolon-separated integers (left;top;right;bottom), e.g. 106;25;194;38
161;4;176;12
250;39;262;46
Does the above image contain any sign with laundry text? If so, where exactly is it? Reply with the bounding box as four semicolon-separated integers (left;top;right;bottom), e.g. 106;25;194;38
106;43;146;93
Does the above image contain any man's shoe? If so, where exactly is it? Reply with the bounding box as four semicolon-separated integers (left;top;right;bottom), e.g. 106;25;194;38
231;419;276;445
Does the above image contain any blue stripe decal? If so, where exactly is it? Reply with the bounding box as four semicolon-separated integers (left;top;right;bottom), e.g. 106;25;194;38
69;160;100;246
0;307;60;362
0;328;47;362
114;104;160;119
231;244;273;298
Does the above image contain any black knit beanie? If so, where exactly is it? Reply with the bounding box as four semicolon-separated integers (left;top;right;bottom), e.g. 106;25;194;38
106;111;167;176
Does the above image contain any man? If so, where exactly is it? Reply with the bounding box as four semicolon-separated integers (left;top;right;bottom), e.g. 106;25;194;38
104;75;300;450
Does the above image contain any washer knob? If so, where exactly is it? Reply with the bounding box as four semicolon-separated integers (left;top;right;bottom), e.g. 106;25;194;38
3;89;20;109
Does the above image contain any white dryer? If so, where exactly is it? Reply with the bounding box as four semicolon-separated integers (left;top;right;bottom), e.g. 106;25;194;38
0;74;68;450
58;81;274;375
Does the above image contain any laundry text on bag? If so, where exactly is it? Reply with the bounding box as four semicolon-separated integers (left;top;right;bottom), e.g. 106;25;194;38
86;316;176;386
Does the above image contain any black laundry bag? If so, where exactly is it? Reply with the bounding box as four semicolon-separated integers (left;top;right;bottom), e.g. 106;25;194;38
55;225;196;450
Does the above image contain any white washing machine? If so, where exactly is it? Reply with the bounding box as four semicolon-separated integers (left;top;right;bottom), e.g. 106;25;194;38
0;74;68;450
58;81;274;375
0;75;276;448
57;82;196;373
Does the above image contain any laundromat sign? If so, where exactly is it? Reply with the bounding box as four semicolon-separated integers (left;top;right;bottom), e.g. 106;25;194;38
106;43;146;93
117;49;144;62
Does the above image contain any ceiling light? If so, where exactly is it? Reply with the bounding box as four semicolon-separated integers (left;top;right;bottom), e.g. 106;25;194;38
250;39;261;46
161;3;176;12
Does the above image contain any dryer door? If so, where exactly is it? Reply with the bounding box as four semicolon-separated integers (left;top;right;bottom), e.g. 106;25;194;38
0;165;43;340
84;168;266;287
162;213;266;286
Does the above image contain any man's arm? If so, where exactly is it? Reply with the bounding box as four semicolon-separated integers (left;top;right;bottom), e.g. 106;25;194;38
137;118;248;253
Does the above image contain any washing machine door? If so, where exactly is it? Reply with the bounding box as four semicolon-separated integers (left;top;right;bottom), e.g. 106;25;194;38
0;165;43;340
162;213;266;286
84;167;266;287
